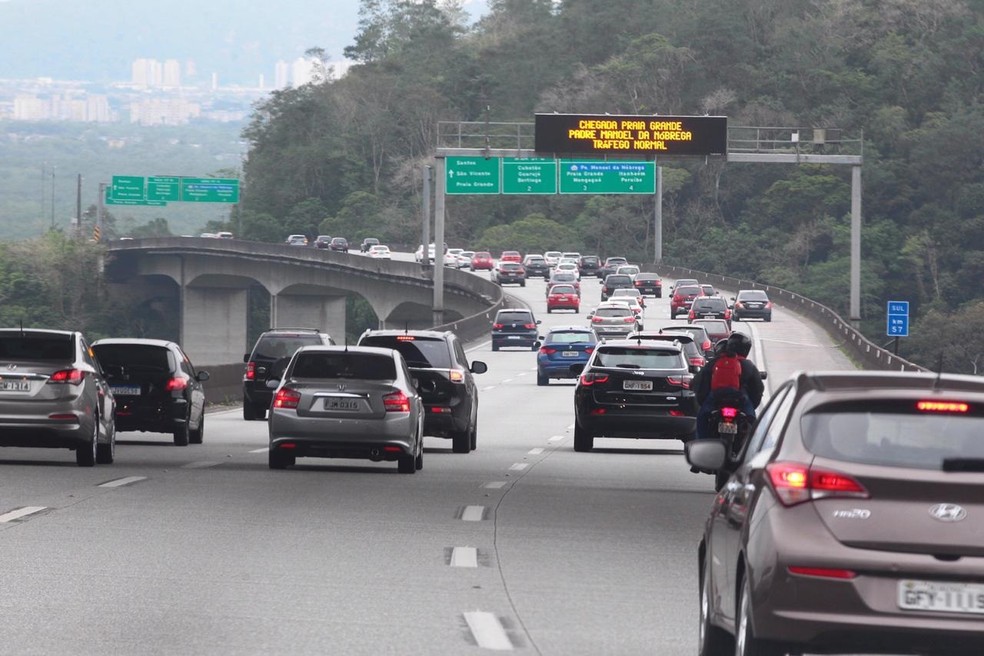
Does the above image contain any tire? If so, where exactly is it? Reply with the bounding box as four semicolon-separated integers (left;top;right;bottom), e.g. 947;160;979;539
537;373;549;386
469;425;477;451
520;281;526;287
736;575;788;656
765;315;772;323
699;555;735;656
268;448;294;469
173;420;190;446
243;400;256;421
189;410;204;444
491;342;499;352
547;308;552;314
398;454;416;473
452;428;470;453
76;416;98;467
96;424;115;464
573;422;594;452
530;343;538;351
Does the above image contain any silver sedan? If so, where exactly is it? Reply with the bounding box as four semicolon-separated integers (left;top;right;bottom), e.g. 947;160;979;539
267;345;424;473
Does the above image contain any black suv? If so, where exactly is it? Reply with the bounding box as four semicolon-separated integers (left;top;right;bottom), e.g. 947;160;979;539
688;296;731;324
600;274;634;301
358;329;487;453
571;339;697;451
578;255;602;277
360;237;380;253
242;328;335;420
599;256;628;278
522;254;550;278
92;338;209;446
491;308;541;351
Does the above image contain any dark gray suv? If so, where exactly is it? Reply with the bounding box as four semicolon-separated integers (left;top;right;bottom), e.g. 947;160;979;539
243;328;335;420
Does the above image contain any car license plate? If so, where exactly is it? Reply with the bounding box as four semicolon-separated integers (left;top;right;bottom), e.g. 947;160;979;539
324;397;360;411
562;351;579;358
0;380;30;392
508;335;521;340
111;385;141;396
898;580;984;615
623;380;653;391
718;421;738;435
702;313;716;318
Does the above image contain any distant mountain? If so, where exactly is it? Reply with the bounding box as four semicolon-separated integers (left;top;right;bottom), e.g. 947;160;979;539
0;0;359;84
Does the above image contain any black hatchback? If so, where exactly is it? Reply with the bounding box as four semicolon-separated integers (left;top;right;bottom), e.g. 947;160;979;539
578;255;602;277
92;338;209;446
358;329;487;453
491;308;541;351
242;328;336;420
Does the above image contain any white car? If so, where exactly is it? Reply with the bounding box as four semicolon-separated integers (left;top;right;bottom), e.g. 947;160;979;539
414;243;436;262
554;261;581;280
609;287;646;310
544;251;562;267
615;264;641;280
562;251;582;262
456;250;475;269
368;245;392;259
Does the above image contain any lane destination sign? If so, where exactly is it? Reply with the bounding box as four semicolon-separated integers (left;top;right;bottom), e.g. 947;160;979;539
501;157;557;194
535;113;727;156
106;175;240;205
445;157;500;195
559;160;655;194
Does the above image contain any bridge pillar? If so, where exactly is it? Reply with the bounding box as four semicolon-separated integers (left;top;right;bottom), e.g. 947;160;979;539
182;287;249;366
271;294;347;343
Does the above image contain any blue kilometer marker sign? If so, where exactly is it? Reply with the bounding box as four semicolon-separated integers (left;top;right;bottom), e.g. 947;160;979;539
887;300;909;337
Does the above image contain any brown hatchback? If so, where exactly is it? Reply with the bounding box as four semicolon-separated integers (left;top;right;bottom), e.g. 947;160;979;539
687;370;984;656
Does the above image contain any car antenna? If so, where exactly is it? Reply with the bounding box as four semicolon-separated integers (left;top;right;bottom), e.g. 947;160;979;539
932;351;945;391
404;321;409;335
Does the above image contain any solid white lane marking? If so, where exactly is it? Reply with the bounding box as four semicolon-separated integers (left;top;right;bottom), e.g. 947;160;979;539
483;481;507;489
548;435;566;443
461;506;486;521
464;611;513;651
181;461;221;469
450;547;478;568
528;448;544;455
98;476;147;488
0;506;47;523
566;423;575;430
509;463;529;471
249;447;269;454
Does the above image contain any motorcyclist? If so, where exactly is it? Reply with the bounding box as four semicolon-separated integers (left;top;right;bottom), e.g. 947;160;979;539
692;332;764;441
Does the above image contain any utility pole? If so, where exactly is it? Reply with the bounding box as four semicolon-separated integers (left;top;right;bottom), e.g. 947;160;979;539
76;174;83;237
50;165;56;229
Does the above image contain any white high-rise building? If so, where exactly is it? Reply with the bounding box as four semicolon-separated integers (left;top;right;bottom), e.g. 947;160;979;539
291;57;315;87
274;60;290;88
132;58;163;87
162;59;181;87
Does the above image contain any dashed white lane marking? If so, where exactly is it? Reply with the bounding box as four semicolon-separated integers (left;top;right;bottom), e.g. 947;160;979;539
509;463;529;472
463;611;513;651
98;476;147;488
516;372;528;377
502;379;514;384
450;547;478;568
482;386;496;391
461;506;486;521
0;506;47;523
566;423;575;430
548;435;566;443
527;448;544;455
483;482;507;489
181;461;222;469
249;447;269;454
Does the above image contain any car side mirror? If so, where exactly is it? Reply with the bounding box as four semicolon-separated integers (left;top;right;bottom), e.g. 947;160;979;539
598;280;603;284
760;371;768;380
536;319;542;325
685;439;727;472
470;361;488;374
243;353;250;363
533;341;542;350
197;371;210;382
569;363;586;376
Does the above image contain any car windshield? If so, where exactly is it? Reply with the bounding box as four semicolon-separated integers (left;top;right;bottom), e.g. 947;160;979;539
547;331;594;344
594;347;683;369
93;344;172;371
606;276;631;285
357;336;452;369
801;400;984;470
291;352;396;380
0;335;73;360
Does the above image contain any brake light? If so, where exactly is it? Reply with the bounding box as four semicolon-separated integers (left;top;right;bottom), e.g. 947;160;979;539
585;347;594;354
688;310;695;320
165;376;188;392
623;316;636;323
724;309;732;319
524;323;536;330
396;335;416;342
245;361;256;381
579;372;609;386
917;401;969;413
592;316;604;323
273;388;301;409
540;346;557;355
702;339;712;351
383;390;410;412
666;376;691;389
48;369;84;385
787;566;857;580
449;370;464;383
689;356;705;367
766;462;868;507
735;301;745;309
492;323;504;330
720;406;738;419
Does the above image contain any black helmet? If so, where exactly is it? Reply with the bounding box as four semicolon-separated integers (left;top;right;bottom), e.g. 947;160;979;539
713;338;730;356
725;332;752;357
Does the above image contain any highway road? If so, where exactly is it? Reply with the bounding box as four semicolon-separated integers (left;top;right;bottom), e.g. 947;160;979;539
0;270;856;655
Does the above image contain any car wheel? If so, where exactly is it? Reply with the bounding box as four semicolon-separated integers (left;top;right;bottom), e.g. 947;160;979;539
452;428;470;454
537;373;549;386
699;554;734;656
96;422;115;465
243;400;256;421
398;453;416;473
765;315;772;323
173;417;190;446
735;574;787;656
76;415;98;467
547;308;552;313
189;409;205;444
573;423;594;452
469;425;477;451
268;448;294;469
491;342;499;352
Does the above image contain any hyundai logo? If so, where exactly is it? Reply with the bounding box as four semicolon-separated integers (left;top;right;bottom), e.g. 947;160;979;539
6;364;16;371
929;503;967;522
336;383;347;391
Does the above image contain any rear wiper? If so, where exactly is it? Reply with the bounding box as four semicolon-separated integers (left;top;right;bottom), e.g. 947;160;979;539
942;458;984;473
614;363;641;369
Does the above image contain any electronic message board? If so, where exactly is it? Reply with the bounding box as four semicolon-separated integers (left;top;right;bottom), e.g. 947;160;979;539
535;114;727;156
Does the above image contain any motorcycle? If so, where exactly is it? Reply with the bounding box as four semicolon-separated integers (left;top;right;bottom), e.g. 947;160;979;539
708;394;753;491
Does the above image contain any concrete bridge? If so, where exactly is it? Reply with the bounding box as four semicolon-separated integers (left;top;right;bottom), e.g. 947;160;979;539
104;238;501;367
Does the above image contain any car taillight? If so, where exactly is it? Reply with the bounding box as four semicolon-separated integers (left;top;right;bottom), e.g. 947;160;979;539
688;310;695;320
245;361;256;381
273;388;301;409
540;346;557;355
48;369;84;385
720;406;738;419
492;323;504;330
725;309;732;319
623;316;636;323
787;566;857;580
735;302;745;309
917;400;969;413
689;356;705;367
585;347;594;354
702;340;712;351
383;390;410;412
524;323;536;329
592;316;604;323
579;372;609;386
765;301;773;309
449;370;464;383
765;462;868;507
165;376;188;392
666;376;691;389
634;281;643;287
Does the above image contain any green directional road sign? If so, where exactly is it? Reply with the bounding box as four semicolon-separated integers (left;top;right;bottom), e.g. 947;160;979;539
502;157;557;195
110;175;146;201
181;178;240;203
147;176;182;202
446;157;500;195
559;160;655;194
104;186;167;206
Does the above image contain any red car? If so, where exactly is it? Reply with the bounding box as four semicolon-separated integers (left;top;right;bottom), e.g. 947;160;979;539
470;251;494;271
499;250;522;263
669;284;701;318
546;284;580;314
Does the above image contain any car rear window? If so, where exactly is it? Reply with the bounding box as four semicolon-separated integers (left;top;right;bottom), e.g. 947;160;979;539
550;285;576;294
612;289;641;297
254;335;323;360
0;335;73;361
606;275;632;285
693;299;727;310
291;352;396;380
496;311;533;323
93;344;172;371
552;273;576;282
500;262;523;271
595;307;632;317
547;331;594;344
595;347;684;369
801;400;984;470
738;290;770;301
357;336;452;369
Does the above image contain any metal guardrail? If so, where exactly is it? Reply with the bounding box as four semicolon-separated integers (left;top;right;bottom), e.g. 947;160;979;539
648;264;925;373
